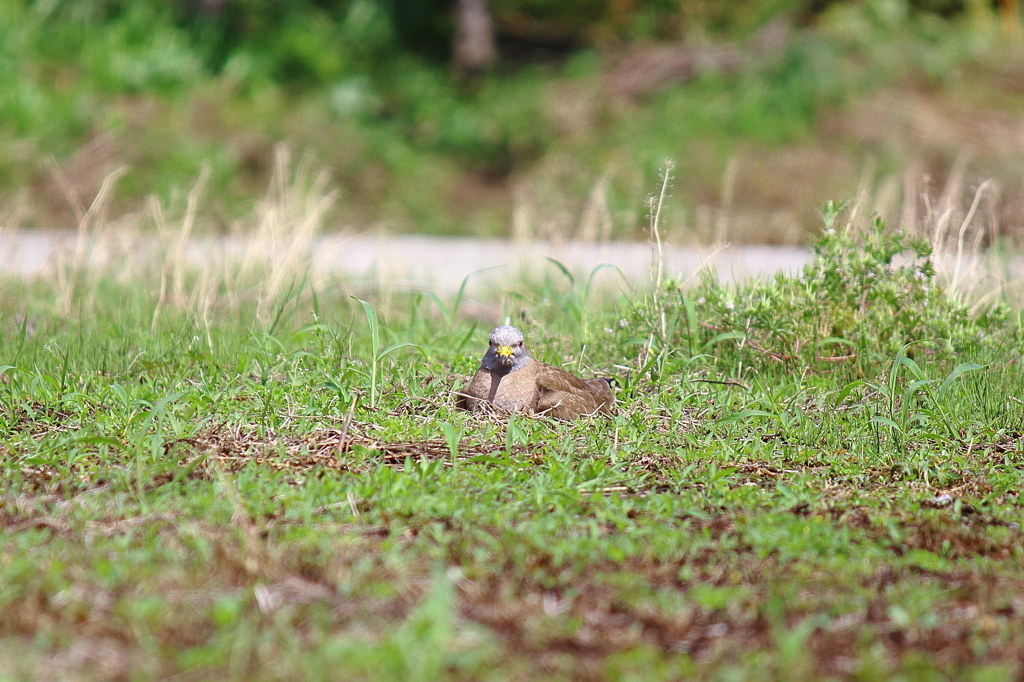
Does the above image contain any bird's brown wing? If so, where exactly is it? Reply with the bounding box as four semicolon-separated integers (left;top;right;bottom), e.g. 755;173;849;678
456;368;497;411
491;361;540;413
535;363;614;419
457;364;541;414
581;377;615;410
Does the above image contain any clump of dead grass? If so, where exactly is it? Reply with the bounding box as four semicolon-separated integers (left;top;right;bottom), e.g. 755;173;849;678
43;144;339;333
841;154;1023;309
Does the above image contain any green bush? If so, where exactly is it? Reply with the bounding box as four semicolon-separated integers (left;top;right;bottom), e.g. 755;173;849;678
637;202;1019;374
0;0;1016;232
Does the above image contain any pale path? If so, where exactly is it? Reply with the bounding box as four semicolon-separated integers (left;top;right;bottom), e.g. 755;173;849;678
0;229;808;288
1;229;1020;295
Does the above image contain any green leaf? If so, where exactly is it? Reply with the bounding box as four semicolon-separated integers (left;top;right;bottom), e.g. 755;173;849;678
719;409;776;424
73;435;122;446
378;341;417;359
937;362;985;402
896;355;926;381
353;297;380;358
585;263;618;289
172;454;209;486
701;331;746;353
110;383;130;409
545;257;575;286
681;295;698;356
815;337;856;352
468;455;515;466
151;393;184;415
451;272;473;325
871;415;901;430
900;378;935;427
905;378;933;394
438;422;462;465
454;323;479;354
424;292;449;325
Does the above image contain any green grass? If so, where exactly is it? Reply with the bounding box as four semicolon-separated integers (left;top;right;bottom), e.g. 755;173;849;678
1;212;1024;680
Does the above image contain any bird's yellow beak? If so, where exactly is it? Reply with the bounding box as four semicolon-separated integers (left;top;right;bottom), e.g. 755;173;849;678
496;345;514;359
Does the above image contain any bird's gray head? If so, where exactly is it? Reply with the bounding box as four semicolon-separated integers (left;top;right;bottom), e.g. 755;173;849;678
481;325;531;373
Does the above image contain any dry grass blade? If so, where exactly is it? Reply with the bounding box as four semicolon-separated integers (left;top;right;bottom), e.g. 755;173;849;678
53;166;126;314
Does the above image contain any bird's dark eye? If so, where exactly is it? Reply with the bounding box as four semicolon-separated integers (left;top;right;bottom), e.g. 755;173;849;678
518;341;523;347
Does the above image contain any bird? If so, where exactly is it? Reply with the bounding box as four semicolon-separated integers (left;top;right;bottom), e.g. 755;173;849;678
456;325;614;419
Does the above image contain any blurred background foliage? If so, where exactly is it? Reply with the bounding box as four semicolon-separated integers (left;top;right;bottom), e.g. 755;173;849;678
2;0;1024;240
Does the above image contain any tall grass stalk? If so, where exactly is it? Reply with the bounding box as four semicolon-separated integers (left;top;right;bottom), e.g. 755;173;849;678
640;160;674;375
53;165;126;314
648;159;673;295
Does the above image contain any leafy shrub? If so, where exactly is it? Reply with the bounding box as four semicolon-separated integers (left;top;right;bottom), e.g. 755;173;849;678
635;202;1020;375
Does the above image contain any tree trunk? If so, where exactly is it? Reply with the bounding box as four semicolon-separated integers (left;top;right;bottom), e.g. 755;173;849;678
453;0;495;75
